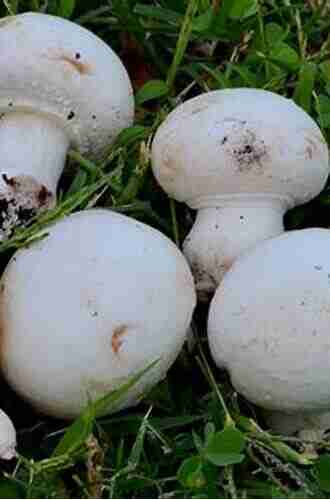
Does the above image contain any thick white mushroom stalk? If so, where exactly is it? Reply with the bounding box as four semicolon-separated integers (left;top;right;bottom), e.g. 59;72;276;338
0;210;196;419
0;12;134;240
208;229;330;436
0;409;16;460
152;89;329;299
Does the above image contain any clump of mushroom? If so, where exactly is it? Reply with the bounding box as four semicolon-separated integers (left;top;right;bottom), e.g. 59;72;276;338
152;89;329;298
0;409;16;460
0;12;134;239
0;209;196;419
208;228;330;435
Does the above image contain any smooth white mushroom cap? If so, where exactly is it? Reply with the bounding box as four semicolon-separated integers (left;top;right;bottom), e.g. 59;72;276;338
0;12;134;159
208;228;330;414
0;210;196;419
0;409;16;460
152;89;329;209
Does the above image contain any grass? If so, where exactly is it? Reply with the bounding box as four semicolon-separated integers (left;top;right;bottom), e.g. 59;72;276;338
1;0;330;497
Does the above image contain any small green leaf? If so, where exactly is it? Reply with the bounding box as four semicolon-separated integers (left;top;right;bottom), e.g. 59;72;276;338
0;479;25;499
134;4;182;24
57;0;75;18
204;426;246;466
315;454;330;492
265;23;287;46
293;62;317;113
135;80;169;106
229;0;258;20
178;456;206;489
192;8;213;32
116;126;149;148
269;43;300;71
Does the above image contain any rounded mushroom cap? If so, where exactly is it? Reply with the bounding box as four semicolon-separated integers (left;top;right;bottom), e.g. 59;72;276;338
208;228;330;413
152;89;329;208
0;12;134;159
0;210;196;419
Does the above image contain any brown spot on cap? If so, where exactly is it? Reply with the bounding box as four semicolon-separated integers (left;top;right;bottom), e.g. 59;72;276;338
2;174;16;187
304;136;319;160
52;53;92;75
305;146;313;160
111;325;128;355
37;185;52;205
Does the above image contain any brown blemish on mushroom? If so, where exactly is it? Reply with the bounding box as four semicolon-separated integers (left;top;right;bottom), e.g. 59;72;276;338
46;50;93;75
111;325;129;354
304;136;320;160
55;54;92;75
189;261;218;301
232;135;267;172
59;55;92;75
305;145;313;159
38;185;52;205
190;104;209;115
222;119;268;173
159;151;181;182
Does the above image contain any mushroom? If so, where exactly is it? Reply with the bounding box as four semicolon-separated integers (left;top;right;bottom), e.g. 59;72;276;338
0;209;196;419
0;409;16;460
0;12;134;240
208;228;330;435
152;89;329;298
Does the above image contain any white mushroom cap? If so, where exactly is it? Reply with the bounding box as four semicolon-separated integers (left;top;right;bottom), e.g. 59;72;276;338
208;228;330;433
0;409;16;460
0;12;134;159
0;210;196;419
152;89;328;208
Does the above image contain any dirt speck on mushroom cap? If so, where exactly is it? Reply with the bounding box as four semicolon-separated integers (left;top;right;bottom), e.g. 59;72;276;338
0;174;53;241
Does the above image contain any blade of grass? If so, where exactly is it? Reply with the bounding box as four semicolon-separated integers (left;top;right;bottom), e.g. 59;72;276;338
166;0;200;90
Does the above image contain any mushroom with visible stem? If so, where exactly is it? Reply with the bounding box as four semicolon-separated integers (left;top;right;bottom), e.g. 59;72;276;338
0;409;16;460
0;209;196;419
0;12;134;240
152;89;329;299
208;228;330;437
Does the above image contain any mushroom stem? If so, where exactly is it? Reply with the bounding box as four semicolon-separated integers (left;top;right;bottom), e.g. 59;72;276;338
183;195;288;298
0;112;70;240
0;112;70;194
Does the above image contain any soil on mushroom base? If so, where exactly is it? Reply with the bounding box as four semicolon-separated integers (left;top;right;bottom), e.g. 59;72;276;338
0;174;53;241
